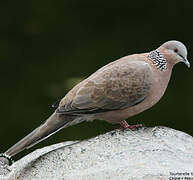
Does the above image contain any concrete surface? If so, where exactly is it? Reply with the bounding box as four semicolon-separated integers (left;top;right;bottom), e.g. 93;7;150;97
1;126;193;180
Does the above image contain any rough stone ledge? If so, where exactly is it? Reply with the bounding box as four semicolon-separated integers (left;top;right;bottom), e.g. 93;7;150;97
1;126;193;180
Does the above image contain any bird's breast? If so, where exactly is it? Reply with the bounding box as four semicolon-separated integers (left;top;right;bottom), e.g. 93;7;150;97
98;67;172;123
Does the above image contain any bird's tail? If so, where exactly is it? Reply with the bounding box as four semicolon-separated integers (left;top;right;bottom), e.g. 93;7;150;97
5;113;77;157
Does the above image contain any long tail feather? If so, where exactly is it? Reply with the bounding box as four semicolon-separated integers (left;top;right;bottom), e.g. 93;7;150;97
5;113;74;157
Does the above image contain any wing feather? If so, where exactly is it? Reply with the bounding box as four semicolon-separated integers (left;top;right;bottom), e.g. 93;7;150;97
57;59;152;114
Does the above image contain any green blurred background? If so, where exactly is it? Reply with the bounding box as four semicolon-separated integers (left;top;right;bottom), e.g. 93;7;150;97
0;0;192;160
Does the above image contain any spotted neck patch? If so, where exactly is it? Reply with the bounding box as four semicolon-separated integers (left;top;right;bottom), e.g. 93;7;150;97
148;50;167;71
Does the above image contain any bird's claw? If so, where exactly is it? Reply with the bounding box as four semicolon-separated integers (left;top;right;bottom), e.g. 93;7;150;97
119;120;143;130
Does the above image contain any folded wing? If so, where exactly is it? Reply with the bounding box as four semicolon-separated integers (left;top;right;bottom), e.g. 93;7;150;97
57;59;152;114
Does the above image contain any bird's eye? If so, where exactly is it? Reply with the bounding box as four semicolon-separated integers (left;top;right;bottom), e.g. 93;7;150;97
174;48;178;53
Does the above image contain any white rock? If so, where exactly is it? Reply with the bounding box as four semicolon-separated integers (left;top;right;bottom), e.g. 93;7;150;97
1;126;193;180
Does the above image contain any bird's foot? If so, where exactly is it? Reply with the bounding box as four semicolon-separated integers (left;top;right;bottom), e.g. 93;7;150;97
119;120;143;130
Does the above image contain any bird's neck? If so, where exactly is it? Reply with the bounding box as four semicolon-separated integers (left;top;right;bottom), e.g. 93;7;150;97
145;52;173;99
147;49;168;71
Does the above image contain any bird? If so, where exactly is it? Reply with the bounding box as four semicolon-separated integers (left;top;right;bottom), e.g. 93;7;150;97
4;40;190;158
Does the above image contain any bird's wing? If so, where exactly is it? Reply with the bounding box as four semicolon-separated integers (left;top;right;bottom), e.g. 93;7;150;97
57;58;152;114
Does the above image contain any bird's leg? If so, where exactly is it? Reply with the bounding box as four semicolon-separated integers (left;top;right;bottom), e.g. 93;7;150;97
119;120;143;130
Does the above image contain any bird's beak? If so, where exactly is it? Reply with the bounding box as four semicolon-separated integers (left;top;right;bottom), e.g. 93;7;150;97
183;57;190;68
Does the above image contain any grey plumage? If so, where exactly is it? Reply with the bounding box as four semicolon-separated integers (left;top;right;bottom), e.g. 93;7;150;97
5;113;79;157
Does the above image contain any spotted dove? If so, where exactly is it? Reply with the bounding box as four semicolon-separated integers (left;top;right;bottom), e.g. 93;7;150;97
5;40;190;158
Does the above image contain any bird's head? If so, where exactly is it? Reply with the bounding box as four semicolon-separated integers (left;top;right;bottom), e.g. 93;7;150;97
158;40;190;68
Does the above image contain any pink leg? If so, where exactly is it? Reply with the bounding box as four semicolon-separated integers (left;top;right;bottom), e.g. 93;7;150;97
119;120;142;130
